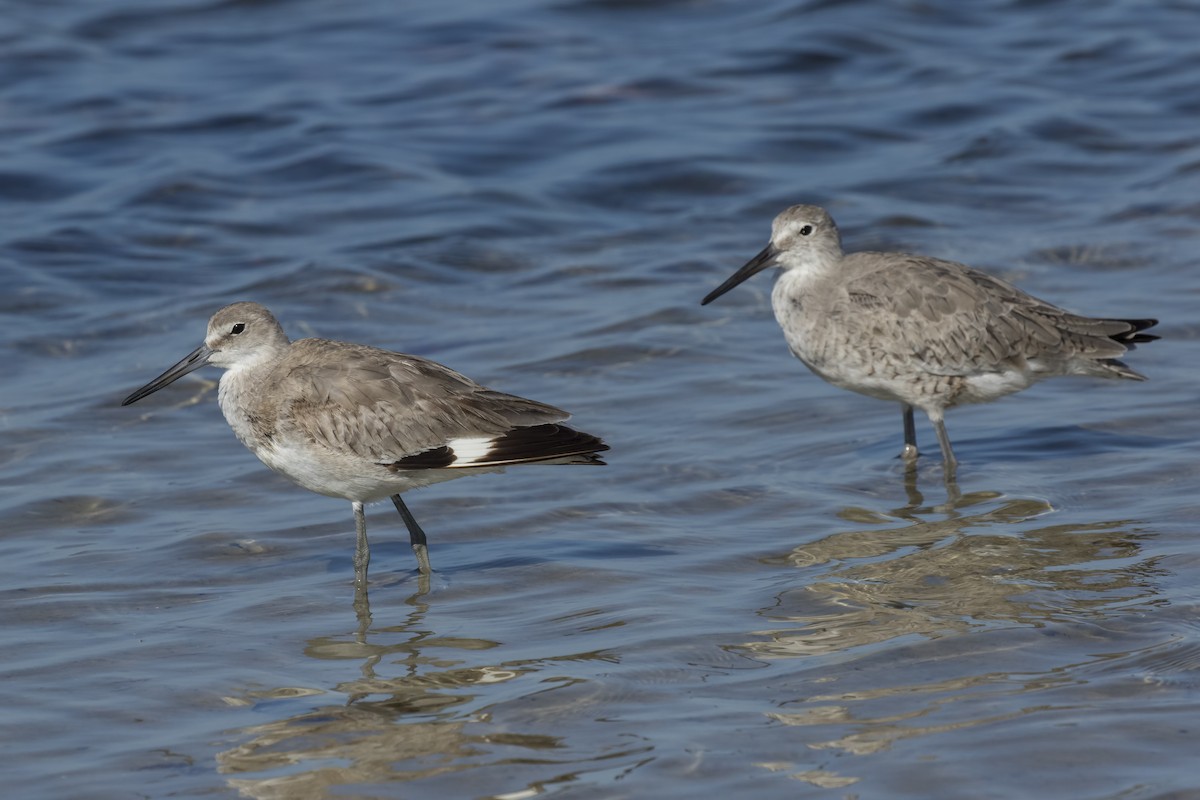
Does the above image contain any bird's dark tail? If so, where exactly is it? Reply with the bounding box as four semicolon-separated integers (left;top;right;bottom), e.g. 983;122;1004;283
1111;318;1159;347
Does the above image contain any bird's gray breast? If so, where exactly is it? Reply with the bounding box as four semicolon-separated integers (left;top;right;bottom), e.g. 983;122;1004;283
218;367;280;451
771;273;841;370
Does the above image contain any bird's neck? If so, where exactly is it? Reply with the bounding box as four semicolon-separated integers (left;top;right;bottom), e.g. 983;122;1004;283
773;255;837;296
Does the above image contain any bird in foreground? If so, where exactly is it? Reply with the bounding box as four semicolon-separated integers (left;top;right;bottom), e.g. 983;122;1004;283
123;302;608;582
701;204;1157;476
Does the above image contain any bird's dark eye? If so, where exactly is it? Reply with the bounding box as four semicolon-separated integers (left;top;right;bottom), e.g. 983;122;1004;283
799;225;813;236
230;323;246;335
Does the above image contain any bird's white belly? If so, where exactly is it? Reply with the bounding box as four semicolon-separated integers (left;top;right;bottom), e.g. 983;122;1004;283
802;347;1039;409
252;439;495;503
958;369;1038;404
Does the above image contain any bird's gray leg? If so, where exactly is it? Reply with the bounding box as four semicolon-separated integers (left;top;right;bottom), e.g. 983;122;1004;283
391;494;432;574
928;410;958;479
352;501;370;586
901;404;919;462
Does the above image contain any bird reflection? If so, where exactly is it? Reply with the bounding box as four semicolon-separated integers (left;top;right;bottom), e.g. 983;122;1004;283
900;459;961;511
750;469;1155;659
217;583;631;798
353;571;430;634
739;469;1162;787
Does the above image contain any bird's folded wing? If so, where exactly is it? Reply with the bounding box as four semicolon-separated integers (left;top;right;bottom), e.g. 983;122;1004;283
842;255;1132;376
271;342;569;463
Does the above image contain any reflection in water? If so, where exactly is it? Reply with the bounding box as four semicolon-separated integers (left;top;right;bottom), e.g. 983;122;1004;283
753;476;1153;658
217;588;641;799
740;471;1162;788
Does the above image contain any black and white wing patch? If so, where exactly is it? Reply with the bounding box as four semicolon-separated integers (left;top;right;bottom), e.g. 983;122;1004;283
386;423;608;471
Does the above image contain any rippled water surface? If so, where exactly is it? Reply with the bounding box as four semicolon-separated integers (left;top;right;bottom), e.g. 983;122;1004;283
4;1;1200;797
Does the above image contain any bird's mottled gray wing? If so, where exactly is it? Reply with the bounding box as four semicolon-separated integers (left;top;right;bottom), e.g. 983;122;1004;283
838;254;1135;376
267;340;569;462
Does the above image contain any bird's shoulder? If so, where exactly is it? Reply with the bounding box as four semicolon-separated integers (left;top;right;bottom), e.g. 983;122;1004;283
841;252;1019;308
274;338;484;404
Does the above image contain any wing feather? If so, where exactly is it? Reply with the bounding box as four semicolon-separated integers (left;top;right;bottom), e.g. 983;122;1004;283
267;339;571;463
838;254;1148;376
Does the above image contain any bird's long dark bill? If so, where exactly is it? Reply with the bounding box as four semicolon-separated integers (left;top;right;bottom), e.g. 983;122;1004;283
700;243;780;305
122;343;213;406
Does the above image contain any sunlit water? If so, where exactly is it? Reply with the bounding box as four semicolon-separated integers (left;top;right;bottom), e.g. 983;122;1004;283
3;1;1200;797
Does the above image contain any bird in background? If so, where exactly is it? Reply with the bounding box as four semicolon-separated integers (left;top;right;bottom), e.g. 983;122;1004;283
123;302;608;585
702;204;1158;477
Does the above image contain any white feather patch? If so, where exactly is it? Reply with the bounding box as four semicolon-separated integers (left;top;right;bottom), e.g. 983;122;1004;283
446;436;498;465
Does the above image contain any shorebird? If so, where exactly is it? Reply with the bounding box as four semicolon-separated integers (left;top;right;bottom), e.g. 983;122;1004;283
701;204;1157;476
123;302;608;582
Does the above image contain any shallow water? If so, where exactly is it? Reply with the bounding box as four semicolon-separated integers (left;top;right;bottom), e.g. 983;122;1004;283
3;1;1200;797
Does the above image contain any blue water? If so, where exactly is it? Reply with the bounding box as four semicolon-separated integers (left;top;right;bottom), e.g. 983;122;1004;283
3;1;1200;797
